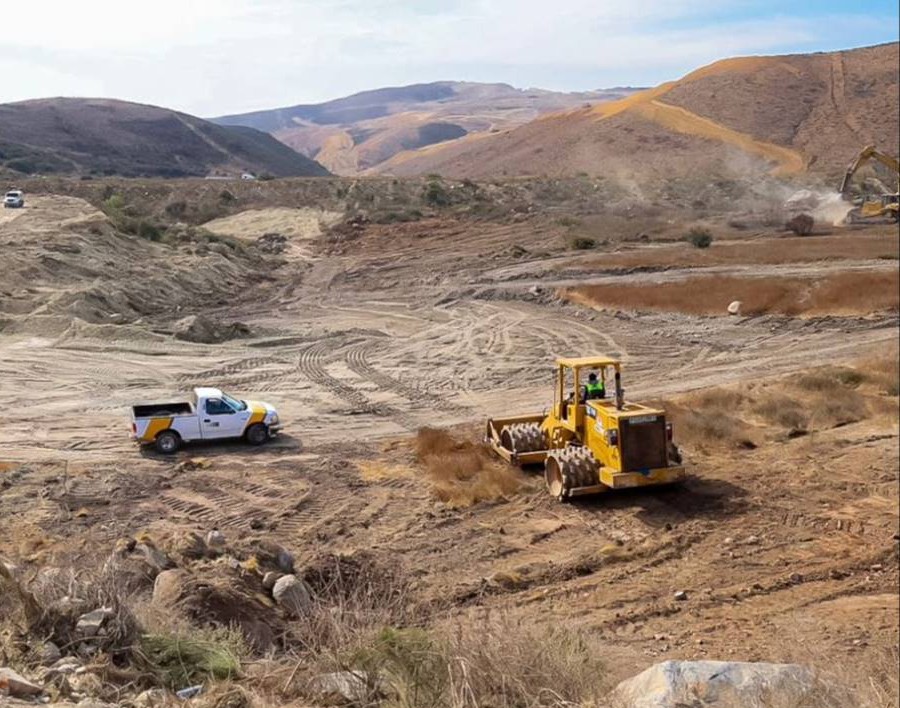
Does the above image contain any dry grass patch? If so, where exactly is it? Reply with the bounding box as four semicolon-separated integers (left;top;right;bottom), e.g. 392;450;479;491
564;270;899;316
415;427;531;507
574;232;900;271
752;393;810;431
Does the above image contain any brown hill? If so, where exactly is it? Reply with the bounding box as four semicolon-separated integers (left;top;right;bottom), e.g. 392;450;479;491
0;98;330;178
213;82;640;175
377;43;899;181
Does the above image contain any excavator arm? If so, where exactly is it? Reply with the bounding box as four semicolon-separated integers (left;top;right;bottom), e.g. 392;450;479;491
839;145;900;196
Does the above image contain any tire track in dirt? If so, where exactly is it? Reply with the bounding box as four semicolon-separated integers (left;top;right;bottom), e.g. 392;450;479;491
297;342;420;430
344;342;469;414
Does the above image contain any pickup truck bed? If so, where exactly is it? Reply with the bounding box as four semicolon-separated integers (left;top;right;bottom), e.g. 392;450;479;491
133;402;193;418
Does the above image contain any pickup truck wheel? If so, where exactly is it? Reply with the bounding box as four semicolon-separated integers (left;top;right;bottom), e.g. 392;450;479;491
246;423;268;445
155;430;181;454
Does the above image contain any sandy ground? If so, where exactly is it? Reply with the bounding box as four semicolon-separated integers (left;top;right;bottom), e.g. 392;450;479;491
0;195;897;684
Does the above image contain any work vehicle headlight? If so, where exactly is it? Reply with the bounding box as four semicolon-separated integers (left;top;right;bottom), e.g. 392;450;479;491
270;414;279;425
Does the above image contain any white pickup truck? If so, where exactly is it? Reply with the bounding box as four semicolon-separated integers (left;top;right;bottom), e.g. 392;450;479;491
132;387;282;454
4;190;25;208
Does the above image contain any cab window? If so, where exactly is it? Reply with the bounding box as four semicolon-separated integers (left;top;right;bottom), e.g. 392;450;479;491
205;398;234;415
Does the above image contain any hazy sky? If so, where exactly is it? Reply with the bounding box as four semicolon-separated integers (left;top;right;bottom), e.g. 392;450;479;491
0;0;897;117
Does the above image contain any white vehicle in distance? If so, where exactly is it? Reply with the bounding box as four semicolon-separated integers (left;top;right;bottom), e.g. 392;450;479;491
3;190;25;208
132;387;282;454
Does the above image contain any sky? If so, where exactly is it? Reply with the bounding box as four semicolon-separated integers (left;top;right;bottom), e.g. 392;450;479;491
0;0;897;117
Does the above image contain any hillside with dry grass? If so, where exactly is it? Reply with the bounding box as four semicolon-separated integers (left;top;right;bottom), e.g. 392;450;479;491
0;98;330;178
213;81;639;175
378;42;899;181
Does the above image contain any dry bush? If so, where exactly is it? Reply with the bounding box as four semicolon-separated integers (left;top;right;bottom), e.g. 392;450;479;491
137;629;244;689
861;351;900;396
290;616;608;708
809;388;869;428
692;387;746;410
415;427;530;507
752;393;810;430
786;213;815;235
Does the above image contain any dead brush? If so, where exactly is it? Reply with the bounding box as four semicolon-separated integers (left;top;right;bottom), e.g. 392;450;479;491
2;556;143;657
751;393;810;431
415;427;530;507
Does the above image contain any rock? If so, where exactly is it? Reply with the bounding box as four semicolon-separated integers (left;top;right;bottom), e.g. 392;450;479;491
745;535;760;545
611;660;813;708
272;574;312;616
75;608;113;638
673;590;688;602
262;571;283;590
173;314;250;343
135;542;175;574
206;529;226;549
175;685;203;699
36;642;61;666
275;548;295;574
310;671;371;704
0;667;43;698
727;300;742;315
152;569;189;606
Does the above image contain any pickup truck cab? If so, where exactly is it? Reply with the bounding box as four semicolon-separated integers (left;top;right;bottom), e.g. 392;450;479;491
132;387;282;454
3;190;24;208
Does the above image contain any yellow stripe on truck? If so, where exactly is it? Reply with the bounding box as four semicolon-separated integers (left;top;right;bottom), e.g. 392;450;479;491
245;404;267;432
142;417;173;442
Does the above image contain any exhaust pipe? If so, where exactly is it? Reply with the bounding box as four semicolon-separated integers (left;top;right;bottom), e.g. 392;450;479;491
615;371;624;410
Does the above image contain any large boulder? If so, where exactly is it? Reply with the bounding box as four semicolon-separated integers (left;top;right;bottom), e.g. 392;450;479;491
272;574;312;617
0;667;43;698
611;660;813;708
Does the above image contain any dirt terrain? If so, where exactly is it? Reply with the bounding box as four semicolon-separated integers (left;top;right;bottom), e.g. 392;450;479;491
378;42;899;181
1;188;898;704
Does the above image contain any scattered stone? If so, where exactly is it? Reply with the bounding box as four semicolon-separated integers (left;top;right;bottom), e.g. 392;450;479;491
135;542;175;574
152;569;189;606
310;671;371;704
275;548;295;574
0;667;43;698
272;574;312;616
870;564;883;572
727;300;742;315
723;537;734;545
745;535;760;545
673;590;688;602
75;608;113;638
175;685;204;699
262;571;283;591
206;530;226;549
611;660;813;708
790;573;803;584
36;642;61;666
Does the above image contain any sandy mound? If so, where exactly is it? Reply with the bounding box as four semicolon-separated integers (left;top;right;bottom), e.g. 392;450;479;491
203;207;342;241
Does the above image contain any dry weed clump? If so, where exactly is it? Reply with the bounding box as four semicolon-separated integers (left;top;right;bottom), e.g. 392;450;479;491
290;616;608;708
415;427;530;507
752;393;810;431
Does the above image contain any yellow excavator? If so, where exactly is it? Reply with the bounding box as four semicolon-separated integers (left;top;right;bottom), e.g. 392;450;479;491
486;356;684;501
839;145;899;223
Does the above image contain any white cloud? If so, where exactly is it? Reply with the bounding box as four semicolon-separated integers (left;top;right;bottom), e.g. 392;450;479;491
0;0;893;114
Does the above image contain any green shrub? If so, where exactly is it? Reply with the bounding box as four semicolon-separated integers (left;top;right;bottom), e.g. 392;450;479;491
568;236;596;250
686;227;713;248
219;190;236;203
423;180;451;207
136;220;163;242
140;631;241;688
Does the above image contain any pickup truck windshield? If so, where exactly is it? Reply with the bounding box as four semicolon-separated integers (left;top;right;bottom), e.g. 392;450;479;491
222;392;248;411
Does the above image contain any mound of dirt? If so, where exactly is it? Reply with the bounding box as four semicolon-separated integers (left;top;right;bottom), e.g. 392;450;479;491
203;207;342;241
173;315;251;344
0;195;277;336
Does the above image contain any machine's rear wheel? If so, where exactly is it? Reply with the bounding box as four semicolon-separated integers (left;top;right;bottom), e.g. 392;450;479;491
544;446;599;501
500;422;546;454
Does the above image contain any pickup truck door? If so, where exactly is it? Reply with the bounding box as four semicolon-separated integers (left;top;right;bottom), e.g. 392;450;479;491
200;397;249;440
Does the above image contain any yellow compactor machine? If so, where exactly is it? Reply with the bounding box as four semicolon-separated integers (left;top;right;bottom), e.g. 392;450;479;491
486;356;684;501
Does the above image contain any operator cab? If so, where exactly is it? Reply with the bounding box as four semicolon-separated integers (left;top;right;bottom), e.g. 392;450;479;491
555;356;624;427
